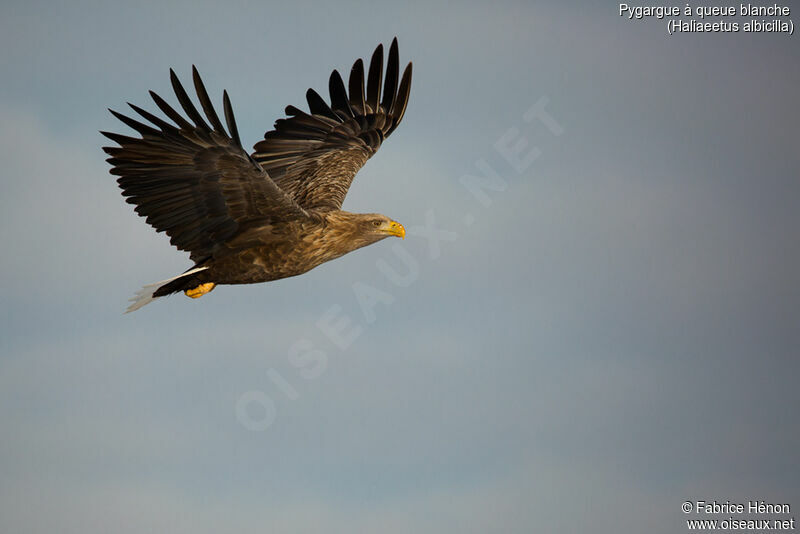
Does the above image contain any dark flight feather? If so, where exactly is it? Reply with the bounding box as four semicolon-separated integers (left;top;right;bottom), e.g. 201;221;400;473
150;90;194;130
192;66;227;134
328;70;353;119
348;59;366;115
305;88;337;120
381;38;399;112
222;90;241;148
170;69;210;131
387;63;412;136
366;44;383;113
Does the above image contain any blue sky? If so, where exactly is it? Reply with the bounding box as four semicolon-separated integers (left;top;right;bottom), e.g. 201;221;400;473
1;1;798;532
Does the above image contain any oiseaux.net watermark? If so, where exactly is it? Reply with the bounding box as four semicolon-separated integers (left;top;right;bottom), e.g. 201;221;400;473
235;96;564;432
683;500;795;531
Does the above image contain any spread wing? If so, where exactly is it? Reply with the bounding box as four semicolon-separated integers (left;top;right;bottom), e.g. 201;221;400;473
102;67;307;263
252;38;412;212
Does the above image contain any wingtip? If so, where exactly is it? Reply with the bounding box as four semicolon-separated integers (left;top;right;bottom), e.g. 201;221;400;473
222;89;242;147
192;65;205;84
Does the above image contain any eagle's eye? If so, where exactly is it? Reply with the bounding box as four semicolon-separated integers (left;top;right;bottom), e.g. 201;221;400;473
372;220;382;227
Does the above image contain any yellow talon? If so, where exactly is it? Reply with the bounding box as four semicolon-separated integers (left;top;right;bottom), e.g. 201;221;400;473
184;282;216;299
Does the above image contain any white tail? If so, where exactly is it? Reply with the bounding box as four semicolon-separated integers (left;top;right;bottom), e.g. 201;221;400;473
125;266;210;313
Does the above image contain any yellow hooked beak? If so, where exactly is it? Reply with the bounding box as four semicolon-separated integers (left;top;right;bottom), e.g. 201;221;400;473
382;220;406;239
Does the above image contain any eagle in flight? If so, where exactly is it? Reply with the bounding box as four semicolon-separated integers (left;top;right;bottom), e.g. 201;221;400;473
103;39;412;312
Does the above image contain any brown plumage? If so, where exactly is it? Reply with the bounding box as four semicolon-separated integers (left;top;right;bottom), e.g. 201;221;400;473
102;39;412;312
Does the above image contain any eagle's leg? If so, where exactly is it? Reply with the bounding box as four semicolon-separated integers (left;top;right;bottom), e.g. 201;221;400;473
184;282;216;299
